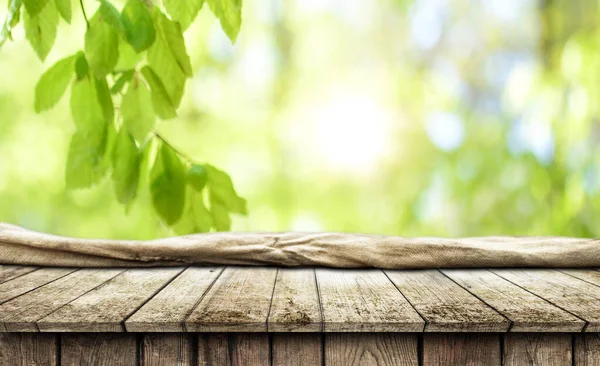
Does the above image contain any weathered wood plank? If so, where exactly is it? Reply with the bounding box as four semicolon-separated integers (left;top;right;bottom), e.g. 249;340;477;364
197;334;270;365
186;267;278;332
325;333;418;366
503;333;571;366
272;334;322;366
0;268;124;332
0;333;57;366
126;267;223;332
143;333;194;366
492;269;600;332
61;333;136;365
0;266;38;284
197;334;229;365
386;270;509;332
443;269;584;332
575;334;600;366
268;268;321;332
559;269;600;287
317;269;423;332
422;334;501;366
0;268;75;304
37;268;184;332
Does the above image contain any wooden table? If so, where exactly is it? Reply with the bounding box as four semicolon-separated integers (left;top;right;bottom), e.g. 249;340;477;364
0;266;599;365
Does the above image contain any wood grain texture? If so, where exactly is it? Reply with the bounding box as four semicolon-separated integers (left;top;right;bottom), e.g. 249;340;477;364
37;268;184;332
492;269;600;332
386;270;509;332
575;334;600;366
443;269;584;332
422;333;501;366
186;267;278;332
197;333;270;366
61;333;136;366
317;269;424;332
0;266;38;284
268;268;321;332
0;333;57;366
0;267;75;304
503;333;571;366
143;333;194;366
126;267;223;332
559;269;600;287
272;334;322;366
325;333;418;366
0;268;124;332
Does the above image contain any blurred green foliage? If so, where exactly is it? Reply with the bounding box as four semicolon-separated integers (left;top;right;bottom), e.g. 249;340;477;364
0;0;599;239
1;0;247;235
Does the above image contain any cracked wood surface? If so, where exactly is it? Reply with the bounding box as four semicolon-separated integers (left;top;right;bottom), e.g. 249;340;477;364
0;265;599;332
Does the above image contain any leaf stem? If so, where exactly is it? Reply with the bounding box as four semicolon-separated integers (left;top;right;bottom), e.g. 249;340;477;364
80;0;89;28
152;131;193;162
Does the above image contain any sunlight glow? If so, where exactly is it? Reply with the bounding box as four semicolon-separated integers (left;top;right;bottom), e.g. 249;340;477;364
309;94;393;175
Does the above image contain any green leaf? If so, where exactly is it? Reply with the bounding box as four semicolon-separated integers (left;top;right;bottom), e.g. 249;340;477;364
65;124;108;189
23;0;58;61
206;164;247;214
9;1;21;28
54;0;70;23
140;65;177;119
163;0;204;30
70;77;105;130
174;190;213;234
112;127;141;204
67;71;112;189
147;44;186;108
210;201;231;231
110;69;134;94
94;76;114;123
22;0;48;16
152;9;192;76
98;0;124;34
121;0;155;52
146;49;186;107
115;39;141;71
0;0;23;48
34;53;76;112
150;143;186;225
207;0;242;43
74;51;89;80
84;11;119;77
121;76;155;142
187;164;207;191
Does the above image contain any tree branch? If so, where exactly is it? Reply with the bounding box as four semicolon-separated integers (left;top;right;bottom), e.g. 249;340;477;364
80;0;89;28
152;131;193;162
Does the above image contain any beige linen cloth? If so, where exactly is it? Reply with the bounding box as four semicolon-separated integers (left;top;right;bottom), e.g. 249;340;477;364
1;222;599;268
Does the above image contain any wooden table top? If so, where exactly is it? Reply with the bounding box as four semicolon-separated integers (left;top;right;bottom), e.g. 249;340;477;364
0;266;598;333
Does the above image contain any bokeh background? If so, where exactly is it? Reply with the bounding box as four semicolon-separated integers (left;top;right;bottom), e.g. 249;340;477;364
1;0;599;239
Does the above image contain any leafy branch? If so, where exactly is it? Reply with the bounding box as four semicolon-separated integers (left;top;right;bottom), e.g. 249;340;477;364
1;0;246;233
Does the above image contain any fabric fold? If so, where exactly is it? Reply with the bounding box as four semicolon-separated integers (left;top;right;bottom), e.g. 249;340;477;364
1;223;599;268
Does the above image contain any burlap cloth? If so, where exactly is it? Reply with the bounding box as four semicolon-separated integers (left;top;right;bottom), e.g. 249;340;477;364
0;222;599;268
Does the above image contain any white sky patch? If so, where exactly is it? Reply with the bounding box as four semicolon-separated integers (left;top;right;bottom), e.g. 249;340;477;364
409;0;445;50
235;36;278;93
208;23;235;61
425;112;465;151
487;0;525;23
507;119;554;165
